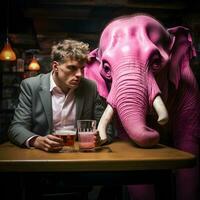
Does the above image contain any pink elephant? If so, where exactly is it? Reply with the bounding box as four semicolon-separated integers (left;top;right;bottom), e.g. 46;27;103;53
85;14;200;200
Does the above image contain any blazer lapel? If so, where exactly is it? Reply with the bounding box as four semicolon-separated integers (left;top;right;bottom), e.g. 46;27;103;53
39;73;53;132
75;82;85;122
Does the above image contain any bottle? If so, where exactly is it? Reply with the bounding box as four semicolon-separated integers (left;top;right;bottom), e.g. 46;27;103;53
17;58;24;72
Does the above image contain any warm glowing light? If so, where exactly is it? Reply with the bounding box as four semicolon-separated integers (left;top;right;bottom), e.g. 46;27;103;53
28;56;40;71
0;39;16;61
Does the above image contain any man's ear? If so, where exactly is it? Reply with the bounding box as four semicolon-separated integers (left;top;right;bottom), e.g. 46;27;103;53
52;61;59;72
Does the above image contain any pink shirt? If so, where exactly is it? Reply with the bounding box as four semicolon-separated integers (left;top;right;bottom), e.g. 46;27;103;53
50;73;76;131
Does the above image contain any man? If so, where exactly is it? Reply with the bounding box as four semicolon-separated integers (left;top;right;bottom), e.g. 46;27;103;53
7;39;115;199
8;39;113;151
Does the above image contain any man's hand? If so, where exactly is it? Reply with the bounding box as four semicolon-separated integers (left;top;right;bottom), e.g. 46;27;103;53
31;135;64;152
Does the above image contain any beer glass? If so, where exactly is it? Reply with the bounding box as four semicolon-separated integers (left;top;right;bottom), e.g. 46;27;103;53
53;127;76;152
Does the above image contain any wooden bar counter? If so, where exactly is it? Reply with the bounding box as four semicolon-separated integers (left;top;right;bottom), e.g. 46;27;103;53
0;140;195;172
0;140;196;200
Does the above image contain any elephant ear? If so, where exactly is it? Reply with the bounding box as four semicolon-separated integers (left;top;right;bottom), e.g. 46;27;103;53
168;26;196;89
84;48;109;98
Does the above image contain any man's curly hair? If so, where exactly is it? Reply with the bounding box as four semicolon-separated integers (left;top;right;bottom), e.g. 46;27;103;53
51;39;90;64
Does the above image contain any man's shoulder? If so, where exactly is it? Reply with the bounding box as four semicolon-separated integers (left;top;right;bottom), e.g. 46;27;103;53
81;77;97;87
21;73;50;89
22;73;49;84
77;78;97;95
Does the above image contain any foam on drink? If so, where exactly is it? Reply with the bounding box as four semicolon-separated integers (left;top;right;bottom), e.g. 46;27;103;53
53;130;76;146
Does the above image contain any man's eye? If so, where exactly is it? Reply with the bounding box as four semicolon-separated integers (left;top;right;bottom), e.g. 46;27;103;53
68;66;76;71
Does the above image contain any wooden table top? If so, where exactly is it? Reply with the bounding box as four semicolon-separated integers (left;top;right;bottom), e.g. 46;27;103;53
0;140;196;172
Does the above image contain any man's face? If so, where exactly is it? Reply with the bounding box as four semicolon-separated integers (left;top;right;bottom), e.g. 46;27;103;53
53;59;84;91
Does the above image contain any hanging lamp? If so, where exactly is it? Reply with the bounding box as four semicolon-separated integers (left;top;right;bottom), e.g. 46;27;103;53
28;56;40;71
0;38;16;61
0;0;16;61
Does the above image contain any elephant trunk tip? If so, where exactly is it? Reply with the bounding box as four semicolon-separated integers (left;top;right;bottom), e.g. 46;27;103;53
135;138;159;148
130;127;160;148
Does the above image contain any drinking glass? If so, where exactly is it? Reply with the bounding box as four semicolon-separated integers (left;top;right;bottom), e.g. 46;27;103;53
77;120;96;151
53;127;76;152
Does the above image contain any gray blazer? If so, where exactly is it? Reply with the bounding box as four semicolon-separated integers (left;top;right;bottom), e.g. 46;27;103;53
8;73;113;146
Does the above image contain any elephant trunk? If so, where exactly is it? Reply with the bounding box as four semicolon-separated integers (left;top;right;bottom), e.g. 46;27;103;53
107;62;161;147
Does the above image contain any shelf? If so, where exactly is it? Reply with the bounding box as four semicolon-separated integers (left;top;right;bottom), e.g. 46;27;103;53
0;61;41;134
1;71;26;74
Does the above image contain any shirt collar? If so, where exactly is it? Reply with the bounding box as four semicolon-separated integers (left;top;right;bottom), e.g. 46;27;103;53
50;71;57;92
50;71;75;95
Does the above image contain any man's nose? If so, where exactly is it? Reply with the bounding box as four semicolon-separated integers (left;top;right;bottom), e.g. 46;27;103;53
75;68;82;77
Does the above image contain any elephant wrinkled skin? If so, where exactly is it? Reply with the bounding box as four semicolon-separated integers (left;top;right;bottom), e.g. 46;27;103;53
85;14;200;200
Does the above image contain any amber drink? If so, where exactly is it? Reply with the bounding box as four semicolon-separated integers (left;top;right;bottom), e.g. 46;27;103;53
53;129;76;151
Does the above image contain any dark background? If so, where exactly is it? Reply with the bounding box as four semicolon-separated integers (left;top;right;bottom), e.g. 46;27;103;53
0;0;200;141
0;0;200;54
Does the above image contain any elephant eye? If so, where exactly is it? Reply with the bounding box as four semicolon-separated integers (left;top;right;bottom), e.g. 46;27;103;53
103;62;111;73
151;54;162;72
104;65;110;73
101;62;112;80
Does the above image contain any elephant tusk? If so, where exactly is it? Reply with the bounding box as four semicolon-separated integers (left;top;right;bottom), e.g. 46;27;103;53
153;95;169;125
97;104;114;144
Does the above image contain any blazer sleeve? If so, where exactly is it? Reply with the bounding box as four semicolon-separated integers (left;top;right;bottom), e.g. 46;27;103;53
8;79;37;146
